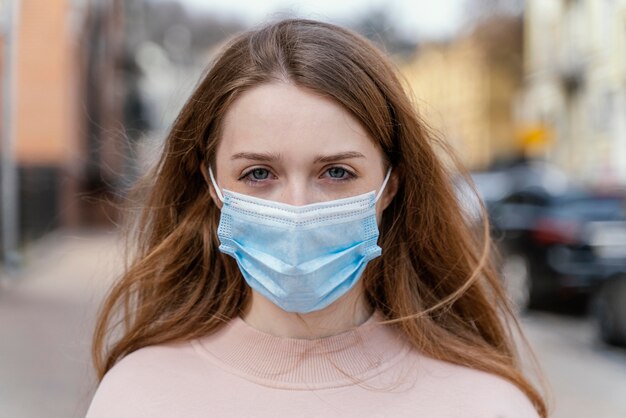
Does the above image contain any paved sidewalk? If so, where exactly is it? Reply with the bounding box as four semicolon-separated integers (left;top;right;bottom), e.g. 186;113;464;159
0;229;123;418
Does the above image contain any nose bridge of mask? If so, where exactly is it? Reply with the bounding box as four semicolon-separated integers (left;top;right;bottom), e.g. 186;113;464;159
207;164;392;205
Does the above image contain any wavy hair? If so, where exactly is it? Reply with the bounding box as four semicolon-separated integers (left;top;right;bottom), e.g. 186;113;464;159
93;18;549;417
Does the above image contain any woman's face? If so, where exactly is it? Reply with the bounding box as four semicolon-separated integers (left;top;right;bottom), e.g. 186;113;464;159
209;82;397;219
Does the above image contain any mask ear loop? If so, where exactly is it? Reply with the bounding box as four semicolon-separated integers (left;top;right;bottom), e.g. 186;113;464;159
374;167;393;203
208;165;225;202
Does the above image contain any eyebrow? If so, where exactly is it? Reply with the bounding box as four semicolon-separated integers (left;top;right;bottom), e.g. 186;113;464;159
230;151;366;163
314;151;366;163
231;152;281;162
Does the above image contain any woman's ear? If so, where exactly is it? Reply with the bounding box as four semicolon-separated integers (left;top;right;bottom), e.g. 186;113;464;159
200;164;223;209
379;170;399;212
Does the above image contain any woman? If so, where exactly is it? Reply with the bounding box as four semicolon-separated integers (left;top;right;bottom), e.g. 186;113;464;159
87;18;549;417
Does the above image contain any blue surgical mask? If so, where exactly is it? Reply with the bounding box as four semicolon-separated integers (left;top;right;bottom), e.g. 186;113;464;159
209;166;392;314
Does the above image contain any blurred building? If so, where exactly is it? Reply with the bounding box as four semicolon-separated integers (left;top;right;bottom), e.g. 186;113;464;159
400;16;524;170
0;0;146;250
522;0;626;186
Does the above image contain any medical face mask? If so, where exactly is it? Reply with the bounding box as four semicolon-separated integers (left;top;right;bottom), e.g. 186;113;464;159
208;165;392;314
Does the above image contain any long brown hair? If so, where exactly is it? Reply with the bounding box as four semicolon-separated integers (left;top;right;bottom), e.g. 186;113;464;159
93;18;549;416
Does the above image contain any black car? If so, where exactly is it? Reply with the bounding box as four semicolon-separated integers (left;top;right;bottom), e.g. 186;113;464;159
592;273;626;346
489;188;626;312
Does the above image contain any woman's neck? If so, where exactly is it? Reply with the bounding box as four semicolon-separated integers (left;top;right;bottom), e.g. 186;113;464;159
239;283;374;339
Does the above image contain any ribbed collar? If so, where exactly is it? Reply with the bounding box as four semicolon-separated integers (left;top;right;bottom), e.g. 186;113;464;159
191;310;411;390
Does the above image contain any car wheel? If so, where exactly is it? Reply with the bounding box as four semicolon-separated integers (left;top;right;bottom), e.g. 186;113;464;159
592;275;626;346
502;253;532;312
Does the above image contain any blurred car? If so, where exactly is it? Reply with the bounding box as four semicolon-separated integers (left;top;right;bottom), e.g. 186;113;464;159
489;188;626;312
592;273;626;346
587;217;626;346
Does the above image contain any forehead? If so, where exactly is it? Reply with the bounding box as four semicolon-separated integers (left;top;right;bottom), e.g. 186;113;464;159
218;82;381;162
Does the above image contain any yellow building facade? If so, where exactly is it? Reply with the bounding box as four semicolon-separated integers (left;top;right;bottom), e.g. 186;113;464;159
522;0;626;186
400;18;524;171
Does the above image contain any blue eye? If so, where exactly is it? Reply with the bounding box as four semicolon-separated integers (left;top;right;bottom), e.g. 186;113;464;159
325;167;356;181
250;168;269;180
239;167;273;186
328;167;346;178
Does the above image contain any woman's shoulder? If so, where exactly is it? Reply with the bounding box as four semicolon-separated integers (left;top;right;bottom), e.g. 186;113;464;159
406;352;541;418
85;340;209;418
100;339;200;381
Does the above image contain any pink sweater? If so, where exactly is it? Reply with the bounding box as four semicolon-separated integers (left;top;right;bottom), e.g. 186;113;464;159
86;310;540;417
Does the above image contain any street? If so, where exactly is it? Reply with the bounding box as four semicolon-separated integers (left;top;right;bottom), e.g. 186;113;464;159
521;310;626;417
1;230;625;417
0;230;122;418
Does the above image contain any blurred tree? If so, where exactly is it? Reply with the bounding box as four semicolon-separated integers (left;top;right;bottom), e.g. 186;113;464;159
143;0;244;64
349;7;417;58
